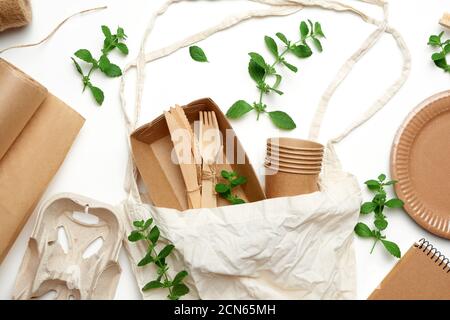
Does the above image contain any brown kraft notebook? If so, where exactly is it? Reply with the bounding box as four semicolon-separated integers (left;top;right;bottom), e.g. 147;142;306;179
369;239;450;300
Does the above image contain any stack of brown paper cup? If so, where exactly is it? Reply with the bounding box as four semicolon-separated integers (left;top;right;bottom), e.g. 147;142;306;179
265;138;324;198
0;0;32;32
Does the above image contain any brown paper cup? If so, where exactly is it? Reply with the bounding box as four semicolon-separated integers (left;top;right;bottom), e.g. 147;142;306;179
267;148;324;161
267;145;323;156
265;166;320;198
265;159;322;171
266;154;323;166
267;137;324;151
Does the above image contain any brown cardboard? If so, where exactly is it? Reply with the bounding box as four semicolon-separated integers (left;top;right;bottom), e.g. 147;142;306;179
0;0;32;32
440;12;450;28
0;59;47;160
0;59;85;263
369;240;450;300
391;91;450;239
267;137;324;151
131;98;266;211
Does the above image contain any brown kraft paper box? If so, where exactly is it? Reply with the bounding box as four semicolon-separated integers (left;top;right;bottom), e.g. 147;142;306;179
0;59;85;263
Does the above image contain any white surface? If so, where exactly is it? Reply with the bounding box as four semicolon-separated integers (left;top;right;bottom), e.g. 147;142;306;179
0;0;449;300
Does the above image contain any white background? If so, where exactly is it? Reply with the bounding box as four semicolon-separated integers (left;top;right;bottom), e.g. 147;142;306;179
0;0;449;300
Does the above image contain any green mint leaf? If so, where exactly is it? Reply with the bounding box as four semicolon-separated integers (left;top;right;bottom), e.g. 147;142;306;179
231;176;247;187
445;43;450;54
291;44;313;58
385;198;404;208
312;37;323;52
117;26;127;39
133;220;144;228
268;111;296;130
226;100;253;119
189;46;208;62
172;284;190;297
264;36;279;58
314;22;325;38
308;20;314;35
89;85;104;105
365;180;381;191
248;60;266;83
71;58;84;75
142;281;164;291
381;240;401;258
300;21;309;40
282;60;298;73
148;226;160;244
384;180;398;186
158;244;175;260
230;198;246;205
378;174;386;182
173;271;189;285
116;43;129;55
128;230;144;242
215;183;230;194
360;202;376;214
269;87;284;95
273;74;282;89
221;170;231;179
428;35;441;47
98;55;111;73
143;218;153;230
354;222;373;238
374;219;388;231
103;63;122;77
102;25;112;40
276;32;289;45
74;49;95;64
138;252;154;267
248;52;267;70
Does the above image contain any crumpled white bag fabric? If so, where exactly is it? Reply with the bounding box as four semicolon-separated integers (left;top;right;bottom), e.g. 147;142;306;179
121;145;361;300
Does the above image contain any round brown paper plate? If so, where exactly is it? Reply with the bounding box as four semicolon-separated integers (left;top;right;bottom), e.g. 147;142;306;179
391;90;450;239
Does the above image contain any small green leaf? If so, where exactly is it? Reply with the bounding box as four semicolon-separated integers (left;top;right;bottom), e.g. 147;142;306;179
264;36;279;58
230;197;245;205
221;170;231;179
143;219;153;230
142;281;164;291
116;43;129;55
276;32;289;45
226;100;253;119
158;244;175;260
384;180;398;186
272;75;282;89
378;174;386;182
360;202;376;214
173;271;188;285
432;52;446;61
103;63;122;77
189;46;208;62
74;49;95;63
374;219;388;231
98;55;111;73
248;52;267;70
445;43;450;54
365;180;381;191
282;60;298;73
215;183;230;194
314;22;325;38
89;85;104;105
312;37;323;52
102;25;112;39
354;222;373;238
428;35;441;47
385;198;404;208
148;226;160;244
231;176;247;187
128;230;144;242
381;240;401;258
138;252;154;267
300;21;309;39
133;220;144;228
248;60;266;83
117;26;127;39
268;111;296;130
172;284;190;297
291;44;313;58
71;58;84;75
269;87;284;95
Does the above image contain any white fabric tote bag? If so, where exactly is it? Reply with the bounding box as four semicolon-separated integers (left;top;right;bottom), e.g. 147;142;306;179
119;0;411;300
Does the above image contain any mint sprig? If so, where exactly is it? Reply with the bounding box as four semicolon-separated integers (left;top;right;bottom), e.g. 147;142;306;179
428;31;450;73
189;46;208;62
354;174;404;258
128;219;190;300
72;25;129;106
227;20;325;130
215;171;247;205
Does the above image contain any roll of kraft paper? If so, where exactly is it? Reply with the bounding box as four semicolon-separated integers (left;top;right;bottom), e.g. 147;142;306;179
0;0;32;32
0;59;85;264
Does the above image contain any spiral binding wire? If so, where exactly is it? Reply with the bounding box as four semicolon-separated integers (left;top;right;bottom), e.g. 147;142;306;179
415;239;450;273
